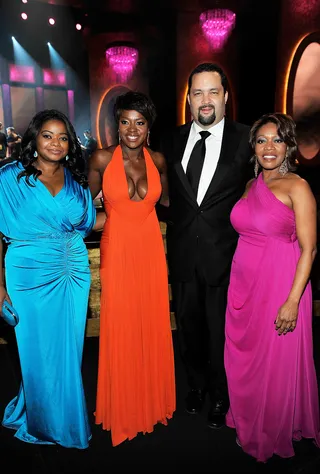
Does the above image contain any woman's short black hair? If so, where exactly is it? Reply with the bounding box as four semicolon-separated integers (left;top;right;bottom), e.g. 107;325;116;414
114;91;157;128
17;109;88;187
249;112;297;172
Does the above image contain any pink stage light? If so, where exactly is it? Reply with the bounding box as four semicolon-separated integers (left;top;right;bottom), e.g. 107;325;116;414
105;46;138;83
48;18;55;26
21;13;28;20
67;90;75;124
76;23;82;30
22;0;28;3
9;64;35;83
199;9;236;51
43;68;66;86
291;0;320;16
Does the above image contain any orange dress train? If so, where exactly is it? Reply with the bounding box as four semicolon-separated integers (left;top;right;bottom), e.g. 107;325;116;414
95;145;176;446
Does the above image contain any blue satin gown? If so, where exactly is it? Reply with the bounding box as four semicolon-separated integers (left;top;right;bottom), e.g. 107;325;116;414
0;161;96;449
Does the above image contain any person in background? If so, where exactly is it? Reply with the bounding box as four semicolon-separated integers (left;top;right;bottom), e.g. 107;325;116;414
0;109;105;449
160;63;252;429
6;126;21;158
225;112;320;462
81;129;97;168
88;91;175;447
0;122;7;160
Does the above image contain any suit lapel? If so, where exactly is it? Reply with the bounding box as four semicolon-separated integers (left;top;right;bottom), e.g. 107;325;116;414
201;119;239;206
173;123;198;207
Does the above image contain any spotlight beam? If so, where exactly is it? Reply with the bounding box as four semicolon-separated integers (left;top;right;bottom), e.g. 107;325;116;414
11;37;36;67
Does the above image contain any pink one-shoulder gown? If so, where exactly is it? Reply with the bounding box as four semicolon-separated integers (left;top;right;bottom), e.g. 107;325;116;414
225;173;320;462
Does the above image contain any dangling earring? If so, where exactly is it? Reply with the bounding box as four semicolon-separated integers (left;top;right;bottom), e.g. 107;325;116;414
33;150;38;158
279;156;288;176
147;130;150;147
254;157;259;178
65;155;69;161
118;130;121;144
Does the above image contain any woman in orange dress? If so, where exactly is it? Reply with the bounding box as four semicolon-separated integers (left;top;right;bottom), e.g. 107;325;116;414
88;91;176;446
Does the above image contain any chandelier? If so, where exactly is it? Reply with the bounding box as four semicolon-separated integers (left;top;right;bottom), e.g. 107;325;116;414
105;46;138;83
199;9;236;51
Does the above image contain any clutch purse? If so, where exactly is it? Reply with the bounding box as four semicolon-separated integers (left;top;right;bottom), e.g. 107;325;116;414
1;300;19;327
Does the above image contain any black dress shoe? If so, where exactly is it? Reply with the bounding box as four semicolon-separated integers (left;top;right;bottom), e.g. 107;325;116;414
185;389;205;415
207;399;228;429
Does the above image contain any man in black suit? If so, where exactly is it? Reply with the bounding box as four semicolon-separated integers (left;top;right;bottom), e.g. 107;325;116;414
162;63;252;429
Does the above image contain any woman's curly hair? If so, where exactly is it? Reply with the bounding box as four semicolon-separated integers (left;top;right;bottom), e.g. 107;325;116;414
16;109;88;188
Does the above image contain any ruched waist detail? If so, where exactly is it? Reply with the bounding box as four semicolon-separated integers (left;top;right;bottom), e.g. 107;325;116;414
7;230;79;243
5;231;89;274
239;231;297;247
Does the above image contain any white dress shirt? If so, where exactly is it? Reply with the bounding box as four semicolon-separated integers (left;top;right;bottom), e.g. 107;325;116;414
181;118;225;205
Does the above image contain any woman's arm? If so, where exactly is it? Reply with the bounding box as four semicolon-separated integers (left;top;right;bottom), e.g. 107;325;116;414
93;211;107;232
275;178;317;335
0;235;4;287
87;149;112;199
0;236;10;309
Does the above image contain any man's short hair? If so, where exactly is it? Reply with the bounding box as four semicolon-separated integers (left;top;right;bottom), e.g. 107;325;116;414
188;63;228;94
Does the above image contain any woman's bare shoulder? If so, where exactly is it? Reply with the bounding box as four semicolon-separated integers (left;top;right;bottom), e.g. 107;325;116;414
286;172;313;195
90;146;117;171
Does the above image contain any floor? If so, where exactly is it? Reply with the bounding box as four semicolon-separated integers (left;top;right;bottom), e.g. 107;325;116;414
0;320;320;474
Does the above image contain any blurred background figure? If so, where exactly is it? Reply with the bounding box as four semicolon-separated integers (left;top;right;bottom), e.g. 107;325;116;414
0;122;7;161
81;129;97;173
6;127;21;158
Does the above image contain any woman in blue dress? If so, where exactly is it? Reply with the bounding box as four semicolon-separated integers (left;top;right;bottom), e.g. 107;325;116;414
0;109;104;449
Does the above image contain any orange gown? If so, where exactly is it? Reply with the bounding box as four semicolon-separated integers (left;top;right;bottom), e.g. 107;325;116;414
95;145;176;446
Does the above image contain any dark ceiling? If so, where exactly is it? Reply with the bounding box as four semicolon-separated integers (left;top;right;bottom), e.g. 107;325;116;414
32;0;253;14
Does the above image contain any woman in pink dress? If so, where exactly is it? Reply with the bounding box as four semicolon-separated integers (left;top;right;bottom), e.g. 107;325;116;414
225;113;320;462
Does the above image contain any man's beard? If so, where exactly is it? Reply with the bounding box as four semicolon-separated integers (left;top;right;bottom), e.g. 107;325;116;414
197;106;216;126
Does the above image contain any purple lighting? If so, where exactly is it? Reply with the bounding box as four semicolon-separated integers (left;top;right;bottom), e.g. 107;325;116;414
21;13;28;20
67;90;75;124
9;64;35;83
200;9;236;51
43;68;66;86
105;46;138;83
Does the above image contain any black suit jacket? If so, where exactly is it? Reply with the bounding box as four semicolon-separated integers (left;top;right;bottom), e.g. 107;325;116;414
161;118;253;286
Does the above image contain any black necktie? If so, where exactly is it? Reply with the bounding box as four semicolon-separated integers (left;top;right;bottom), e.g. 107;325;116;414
186;130;211;197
